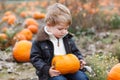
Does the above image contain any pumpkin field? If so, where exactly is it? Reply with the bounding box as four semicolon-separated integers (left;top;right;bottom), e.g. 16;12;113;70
0;0;120;80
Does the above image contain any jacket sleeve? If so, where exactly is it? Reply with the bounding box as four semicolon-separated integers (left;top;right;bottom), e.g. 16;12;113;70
30;40;50;76
70;38;83;60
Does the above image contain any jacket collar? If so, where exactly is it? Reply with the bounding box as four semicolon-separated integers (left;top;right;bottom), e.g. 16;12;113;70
35;26;73;41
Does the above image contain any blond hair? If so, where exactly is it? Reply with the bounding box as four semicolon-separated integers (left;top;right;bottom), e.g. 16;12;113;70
45;3;72;26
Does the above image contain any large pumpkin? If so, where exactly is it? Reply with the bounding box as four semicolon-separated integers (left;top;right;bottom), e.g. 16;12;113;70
13;40;32;62
107;63;120;80
52;54;80;74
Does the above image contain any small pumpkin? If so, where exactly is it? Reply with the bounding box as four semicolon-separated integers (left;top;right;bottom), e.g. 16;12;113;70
20;11;28;18
19;29;33;40
7;15;16;25
13;33;27;41
52;54;80;74
0;33;7;40
2;16;9;22
33;12;45;19
27;25;38;34
4;11;12;16
13;40;32;62
2;11;13;22
107;63;120;80
24;18;39;27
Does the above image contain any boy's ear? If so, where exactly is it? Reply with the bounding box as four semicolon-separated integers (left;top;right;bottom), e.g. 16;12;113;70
47;23;51;26
47;23;53;27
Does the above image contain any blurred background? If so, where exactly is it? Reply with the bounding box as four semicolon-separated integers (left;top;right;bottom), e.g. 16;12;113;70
0;0;120;80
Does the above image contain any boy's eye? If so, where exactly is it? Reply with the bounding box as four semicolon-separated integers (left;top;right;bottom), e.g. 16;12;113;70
58;28;68;30
58;29;62;30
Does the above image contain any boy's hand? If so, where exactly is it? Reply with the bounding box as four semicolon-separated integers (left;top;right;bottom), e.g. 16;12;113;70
49;66;61;77
80;59;86;69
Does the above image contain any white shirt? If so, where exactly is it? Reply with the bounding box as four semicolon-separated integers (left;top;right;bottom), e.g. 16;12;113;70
44;26;66;56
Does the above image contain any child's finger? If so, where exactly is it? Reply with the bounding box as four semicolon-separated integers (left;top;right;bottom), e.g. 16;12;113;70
51;66;55;69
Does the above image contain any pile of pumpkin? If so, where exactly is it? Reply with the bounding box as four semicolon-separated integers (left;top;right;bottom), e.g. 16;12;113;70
0;11;45;41
12;11;45;62
0;11;45;62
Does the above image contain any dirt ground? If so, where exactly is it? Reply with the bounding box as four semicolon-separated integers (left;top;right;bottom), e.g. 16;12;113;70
0;51;38;80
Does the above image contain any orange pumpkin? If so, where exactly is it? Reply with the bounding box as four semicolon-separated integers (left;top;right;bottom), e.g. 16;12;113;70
0;33;7;40
20;11;28;18
13;40;32;62
33;12;45;19
2;16;9;22
19;29;33;40
40;1;48;8
27;25;38;34
4;11;12;16
52;54;80;74
24;18;39;27
13;33;27;41
7;15;16;25
107;63;120;80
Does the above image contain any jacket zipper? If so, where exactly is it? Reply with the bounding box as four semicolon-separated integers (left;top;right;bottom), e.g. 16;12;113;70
57;39;59;47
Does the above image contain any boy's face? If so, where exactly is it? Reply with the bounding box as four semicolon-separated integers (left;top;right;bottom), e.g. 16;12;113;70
48;23;69;38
